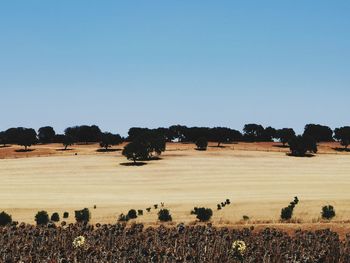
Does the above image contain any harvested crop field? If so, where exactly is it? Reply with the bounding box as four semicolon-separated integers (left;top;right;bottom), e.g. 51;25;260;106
1;143;350;232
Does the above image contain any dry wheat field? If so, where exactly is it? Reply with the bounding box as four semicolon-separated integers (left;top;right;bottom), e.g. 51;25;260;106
1;143;349;230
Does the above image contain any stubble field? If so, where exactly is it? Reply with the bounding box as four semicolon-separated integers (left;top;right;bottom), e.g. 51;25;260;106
0;142;350;236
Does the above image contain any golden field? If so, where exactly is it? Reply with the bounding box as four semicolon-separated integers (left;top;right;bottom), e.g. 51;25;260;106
0;142;350;236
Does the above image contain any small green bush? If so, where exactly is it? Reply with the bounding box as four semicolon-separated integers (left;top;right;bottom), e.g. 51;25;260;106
0;211;12;226
137;209;143;216
158;209;172;222
51;212;60;222
321;205;336;220
63;212;69;218
75;208;90;223
281;196;299;221
192;207;213;222
127;209;137;219
35;211;49;225
281;206;293;220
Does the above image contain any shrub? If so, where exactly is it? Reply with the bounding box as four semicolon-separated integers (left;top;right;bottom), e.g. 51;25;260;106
127;209;137;219
0;211;12;226
51;212;60;222
192;207;213;222
195;137;208;150
281;206;293;220
322;205;336;220
137;210;143;216
75;208;90;223
281;196;299;221
63;212;69;218
158;209;172;222
35;211;49;225
243;215;250;221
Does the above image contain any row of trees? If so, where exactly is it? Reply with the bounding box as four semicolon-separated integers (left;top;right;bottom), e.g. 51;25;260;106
0;125;123;151
126;124;350;148
0;124;349;152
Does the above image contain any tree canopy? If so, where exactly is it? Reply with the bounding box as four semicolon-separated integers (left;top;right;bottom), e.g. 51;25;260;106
100;132;122;150
276;128;296;146
289;135;317;157
303;124;333;142
334;126;350;149
64;125;101;144
38;126;56;144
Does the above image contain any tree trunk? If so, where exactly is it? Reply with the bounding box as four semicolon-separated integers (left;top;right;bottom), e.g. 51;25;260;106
25;145;27;151
65;144;68;150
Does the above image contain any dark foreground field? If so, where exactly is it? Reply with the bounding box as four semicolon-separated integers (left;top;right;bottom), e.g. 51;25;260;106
1;223;350;263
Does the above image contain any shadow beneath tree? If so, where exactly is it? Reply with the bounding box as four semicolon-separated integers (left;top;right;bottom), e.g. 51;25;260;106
286;153;316;158
96;149;121;152
56;148;74;151
120;162;147;166
273;145;289;148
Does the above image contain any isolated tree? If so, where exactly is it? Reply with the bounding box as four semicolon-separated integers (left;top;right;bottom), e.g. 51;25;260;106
99;132;122;150
289;135;317;157
62;135;74;150
303;124;333;142
17;128;37;151
122;141;149;163
195;137;208;150
38;126;56;144
276;128;296;146
334;126;350;149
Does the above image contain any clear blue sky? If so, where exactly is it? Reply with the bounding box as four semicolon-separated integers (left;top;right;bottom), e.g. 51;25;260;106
0;1;349;135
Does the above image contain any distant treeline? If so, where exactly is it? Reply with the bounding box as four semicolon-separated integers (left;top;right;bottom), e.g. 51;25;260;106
0;124;349;150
